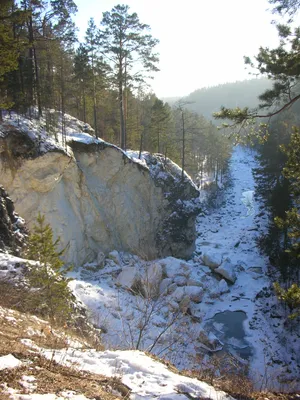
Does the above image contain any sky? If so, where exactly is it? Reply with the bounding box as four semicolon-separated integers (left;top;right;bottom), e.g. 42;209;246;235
73;0;287;98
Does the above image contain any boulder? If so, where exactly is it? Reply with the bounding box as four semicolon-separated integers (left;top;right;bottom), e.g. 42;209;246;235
172;287;185;302
218;279;229;294
187;279;203;287
171;286;203;304
173;275;187;286
215;259;237;283
162;257;191;279
201;251;222;269
184;286;203;303
116;266;140;290
159;278;173;295
210;279;230;298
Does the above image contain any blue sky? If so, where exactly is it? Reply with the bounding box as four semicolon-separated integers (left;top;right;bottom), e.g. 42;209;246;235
73;0;288;97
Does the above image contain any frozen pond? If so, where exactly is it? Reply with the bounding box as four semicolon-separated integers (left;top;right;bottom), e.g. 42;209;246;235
207;310;252;360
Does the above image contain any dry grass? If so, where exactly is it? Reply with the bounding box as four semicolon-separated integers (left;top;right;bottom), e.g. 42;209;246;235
0;304;130;399
185;366;299;400
0;281;104;351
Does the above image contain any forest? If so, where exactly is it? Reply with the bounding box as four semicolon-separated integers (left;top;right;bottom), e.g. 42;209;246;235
0;0;232;182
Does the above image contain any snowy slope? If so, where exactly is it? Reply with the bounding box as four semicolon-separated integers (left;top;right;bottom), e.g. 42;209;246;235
0;306;234;400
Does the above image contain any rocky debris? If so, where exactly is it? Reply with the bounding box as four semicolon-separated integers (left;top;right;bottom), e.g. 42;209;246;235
171;286;203;304
210;279;229;298
201;250;222;269
0;186;27;255
215;258;237;283
248;266;263;274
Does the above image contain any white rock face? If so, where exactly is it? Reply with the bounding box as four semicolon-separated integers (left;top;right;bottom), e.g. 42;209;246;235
0;132;199;266
201;251;222;269
215;259;237;283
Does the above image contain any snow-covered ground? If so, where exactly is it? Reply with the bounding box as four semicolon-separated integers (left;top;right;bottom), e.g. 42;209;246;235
0;307;233;400
66;145;299;390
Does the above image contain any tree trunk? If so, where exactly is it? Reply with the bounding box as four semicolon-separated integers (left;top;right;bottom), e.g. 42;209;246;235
119;81;126;150
28;14;42;118
181;110;185;181
83;84;86;123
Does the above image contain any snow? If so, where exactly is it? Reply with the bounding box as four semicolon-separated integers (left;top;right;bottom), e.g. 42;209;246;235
1;110;139;167
39;348;232;400
0;354;23;370
5;388;95;400
67;145;299;390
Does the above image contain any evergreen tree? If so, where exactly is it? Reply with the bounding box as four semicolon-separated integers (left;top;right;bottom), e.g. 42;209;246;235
0;0;27;118
99;4;159;150
24;213;73;323
85;18;100;137
149;98;172;154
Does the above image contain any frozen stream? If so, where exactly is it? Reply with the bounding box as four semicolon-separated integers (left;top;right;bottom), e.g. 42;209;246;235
69;145;299;390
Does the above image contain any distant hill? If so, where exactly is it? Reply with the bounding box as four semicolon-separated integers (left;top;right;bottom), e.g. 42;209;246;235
167;78;272;122
161;96;181;105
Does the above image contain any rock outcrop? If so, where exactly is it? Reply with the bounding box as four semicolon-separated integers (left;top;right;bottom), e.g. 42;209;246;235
0;186;27;255
0;116;200;266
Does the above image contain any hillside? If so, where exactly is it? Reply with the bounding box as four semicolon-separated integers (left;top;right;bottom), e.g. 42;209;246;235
179;79;272;121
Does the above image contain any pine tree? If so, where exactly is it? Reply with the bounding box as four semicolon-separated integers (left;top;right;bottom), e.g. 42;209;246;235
24;213;73;323
0;0;27;118
274;282;300;319
99;4;159;150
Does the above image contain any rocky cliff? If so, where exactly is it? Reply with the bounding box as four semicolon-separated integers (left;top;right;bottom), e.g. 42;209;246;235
0;186;27;255
0;113;200;266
